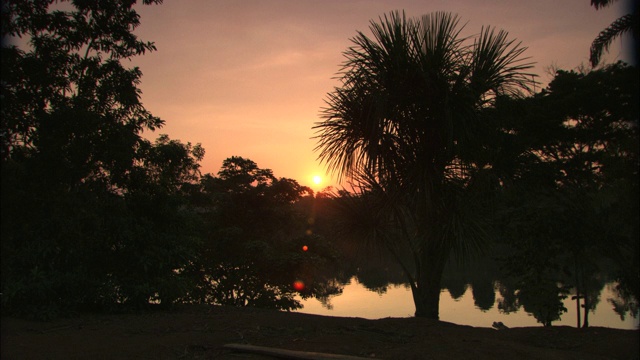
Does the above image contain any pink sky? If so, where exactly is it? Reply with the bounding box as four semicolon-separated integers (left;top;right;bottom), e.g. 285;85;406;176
130;0;633;190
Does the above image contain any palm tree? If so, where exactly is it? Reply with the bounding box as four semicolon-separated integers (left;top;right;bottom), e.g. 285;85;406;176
314;11;535;319
589;0;639;67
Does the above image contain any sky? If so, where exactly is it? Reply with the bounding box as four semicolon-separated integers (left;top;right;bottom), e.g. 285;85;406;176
130;0;634;191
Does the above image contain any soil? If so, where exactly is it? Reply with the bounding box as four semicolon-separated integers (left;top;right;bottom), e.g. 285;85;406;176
2;304;638;359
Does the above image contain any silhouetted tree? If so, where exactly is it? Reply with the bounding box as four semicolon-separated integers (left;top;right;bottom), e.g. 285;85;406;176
497;188;571;326
1;0;206;317
608;283;640;320
519;279;569;327
496;280;521;314
491;62;639;327
314;11;534;319
589;0;639;66
187;157;341;310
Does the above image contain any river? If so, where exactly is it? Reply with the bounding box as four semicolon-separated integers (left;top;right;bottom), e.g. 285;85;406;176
295;276;639;329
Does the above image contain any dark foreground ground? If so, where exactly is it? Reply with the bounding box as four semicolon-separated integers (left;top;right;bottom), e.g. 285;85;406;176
2;304;638;359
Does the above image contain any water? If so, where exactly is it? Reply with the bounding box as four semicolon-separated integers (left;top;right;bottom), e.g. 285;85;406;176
295;276;639;329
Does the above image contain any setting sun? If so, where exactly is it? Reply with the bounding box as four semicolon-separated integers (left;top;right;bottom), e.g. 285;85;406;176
312;175;322;185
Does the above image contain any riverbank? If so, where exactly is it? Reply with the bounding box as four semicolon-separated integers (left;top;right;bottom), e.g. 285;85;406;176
2;304;638;359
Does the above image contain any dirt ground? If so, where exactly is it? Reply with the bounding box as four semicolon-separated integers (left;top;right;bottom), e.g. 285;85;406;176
2;304;638;359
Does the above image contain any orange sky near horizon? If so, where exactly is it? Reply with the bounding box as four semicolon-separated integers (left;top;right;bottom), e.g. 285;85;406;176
130;0;634;190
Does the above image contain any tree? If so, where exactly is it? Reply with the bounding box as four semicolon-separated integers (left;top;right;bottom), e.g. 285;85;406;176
186;157;341;310
589;0;639;66
540;63;639;324
1;0;164;171
0;0;206;317
1;133;204;316
491;62;639;327
314;11;535;319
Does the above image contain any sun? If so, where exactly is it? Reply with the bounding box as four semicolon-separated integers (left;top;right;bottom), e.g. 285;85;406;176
312;175;322;185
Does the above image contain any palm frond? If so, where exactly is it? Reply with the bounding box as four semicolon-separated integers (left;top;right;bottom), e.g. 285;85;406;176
314;11;535;270
314;11;416;182
415;12;466;75
591;0;616;10
441;183;491;265
329;182;394;253
470;26;536;99
590;14;634;66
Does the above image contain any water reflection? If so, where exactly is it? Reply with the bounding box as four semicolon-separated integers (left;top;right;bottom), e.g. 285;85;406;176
294;277;639;330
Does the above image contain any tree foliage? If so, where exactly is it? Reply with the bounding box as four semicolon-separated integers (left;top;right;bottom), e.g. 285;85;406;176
1;0;163;168
492;62;639;326
0;0;206;317
185;157;340;311
314;11;534;319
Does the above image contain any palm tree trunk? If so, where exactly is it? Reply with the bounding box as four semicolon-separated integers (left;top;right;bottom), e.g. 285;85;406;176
413;249;447;319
